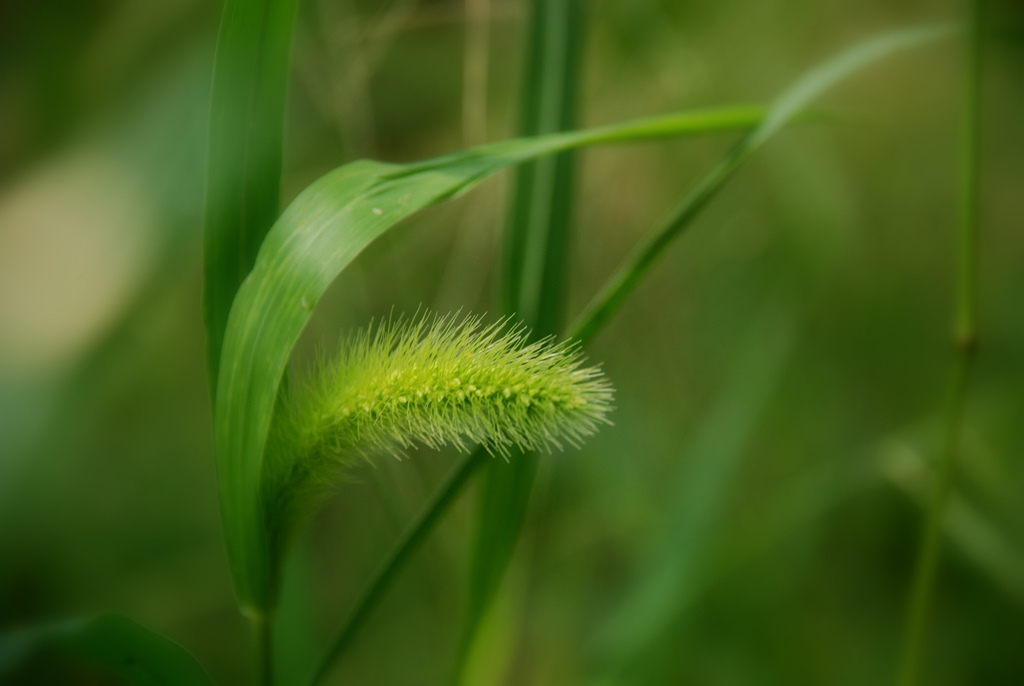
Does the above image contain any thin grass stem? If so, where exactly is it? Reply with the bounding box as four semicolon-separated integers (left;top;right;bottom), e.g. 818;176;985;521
463;0;491;146
896;2;982;685
458;0;584;676
896;353;974;686
253;612;273;686
306;450;486;686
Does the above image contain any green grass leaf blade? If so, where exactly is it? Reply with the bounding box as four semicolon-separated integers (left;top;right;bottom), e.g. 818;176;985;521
592;310;794;683
571;23;954;342
215;109;764;615
502;0;583;331
0;614;212;685
204;0;300;396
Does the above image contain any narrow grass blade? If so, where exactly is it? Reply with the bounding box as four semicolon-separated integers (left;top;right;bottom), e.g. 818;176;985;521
215;106;766;615
882;444;1024;606
0;614;212;685
571;23;954;342
306;449;486;686
204;0;301;395
461;0;584;671
591;309;794;683
273;540;319;685
502;0;583;330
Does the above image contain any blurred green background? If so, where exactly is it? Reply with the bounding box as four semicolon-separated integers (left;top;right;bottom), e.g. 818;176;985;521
1;0;1023;683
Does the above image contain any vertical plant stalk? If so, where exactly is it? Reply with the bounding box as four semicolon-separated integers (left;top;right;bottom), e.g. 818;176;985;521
254;614;273;686
204;0;300;683
501;0;582;332
306;449;486;686
204;0;300;394
896;4;982;686
460;0;584;675
463;0;491;146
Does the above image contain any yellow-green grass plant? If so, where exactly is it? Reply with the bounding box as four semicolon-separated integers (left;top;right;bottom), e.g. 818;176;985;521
201;4;776;670
209;108;768;683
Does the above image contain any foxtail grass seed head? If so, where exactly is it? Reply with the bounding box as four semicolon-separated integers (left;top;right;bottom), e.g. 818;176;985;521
261;311;613;575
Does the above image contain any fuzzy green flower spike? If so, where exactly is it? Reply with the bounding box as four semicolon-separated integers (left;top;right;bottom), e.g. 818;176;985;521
261;311;613;575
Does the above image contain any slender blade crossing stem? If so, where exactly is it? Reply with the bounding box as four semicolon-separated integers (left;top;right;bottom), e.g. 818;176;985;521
459;0;584;675
896;3;982;685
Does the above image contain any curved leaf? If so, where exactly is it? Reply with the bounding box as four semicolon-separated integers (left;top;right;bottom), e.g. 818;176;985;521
213;105;769;614
0;614;211;686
